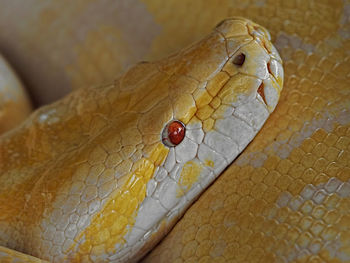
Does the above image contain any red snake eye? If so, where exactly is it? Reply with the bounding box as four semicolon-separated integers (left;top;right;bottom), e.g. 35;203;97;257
162;120;186;147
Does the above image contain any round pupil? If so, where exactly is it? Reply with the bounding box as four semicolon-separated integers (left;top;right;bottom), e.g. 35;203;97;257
168;121;185;145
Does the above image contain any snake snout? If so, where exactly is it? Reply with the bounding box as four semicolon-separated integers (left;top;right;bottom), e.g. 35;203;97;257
215;17;284;113
248;23;271;41
259;57;283;113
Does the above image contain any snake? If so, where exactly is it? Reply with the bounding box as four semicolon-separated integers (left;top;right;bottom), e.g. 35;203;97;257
0;16;283;262
0;1;349;263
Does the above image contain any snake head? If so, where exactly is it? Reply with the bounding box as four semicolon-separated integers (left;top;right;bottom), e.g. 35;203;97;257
214;17;284;113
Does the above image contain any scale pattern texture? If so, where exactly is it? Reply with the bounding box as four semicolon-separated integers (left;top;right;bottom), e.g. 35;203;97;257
142;1;350;262
0;0;348;262
0;245;47;262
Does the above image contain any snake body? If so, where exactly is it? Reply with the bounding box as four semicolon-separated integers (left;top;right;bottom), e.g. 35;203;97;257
0;1;349;262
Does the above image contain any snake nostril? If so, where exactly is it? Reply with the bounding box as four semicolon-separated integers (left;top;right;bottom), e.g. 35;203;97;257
257;83;267;105
232;53;245;66
162;120;186;147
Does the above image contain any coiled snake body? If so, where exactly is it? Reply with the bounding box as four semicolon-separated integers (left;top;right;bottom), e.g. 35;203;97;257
0;1;349;263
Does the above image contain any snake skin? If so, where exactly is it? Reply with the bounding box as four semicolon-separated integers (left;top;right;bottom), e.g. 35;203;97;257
0;245;47;263
143;1;350;262
0;0;349;262
0;16;282;262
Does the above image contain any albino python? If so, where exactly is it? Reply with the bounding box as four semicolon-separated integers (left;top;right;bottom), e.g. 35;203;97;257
0;1;349;263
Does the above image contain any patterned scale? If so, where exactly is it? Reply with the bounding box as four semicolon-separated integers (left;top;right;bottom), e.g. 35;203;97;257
0;0;348;262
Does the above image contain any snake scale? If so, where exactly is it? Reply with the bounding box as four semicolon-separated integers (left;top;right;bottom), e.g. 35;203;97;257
0;0;349;262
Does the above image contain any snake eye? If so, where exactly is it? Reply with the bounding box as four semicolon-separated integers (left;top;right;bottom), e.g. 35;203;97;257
162;120;186;147
232;53;245;66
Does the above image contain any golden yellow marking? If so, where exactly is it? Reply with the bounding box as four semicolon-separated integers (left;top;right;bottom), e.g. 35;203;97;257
205;160;215;168
218;74;258;104
209;97;221;109
275;74;283;90
206;72;230;97
203;118;215;132
196;105;214;121
193;89;213;108
68;143;169;259
173;93;197;124
177;161;202;197
0;245;47;263
176;159;217;198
